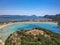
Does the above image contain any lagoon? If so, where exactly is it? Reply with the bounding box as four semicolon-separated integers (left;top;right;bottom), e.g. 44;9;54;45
0;22;60;41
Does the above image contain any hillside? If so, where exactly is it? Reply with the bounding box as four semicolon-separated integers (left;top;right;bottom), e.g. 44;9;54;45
0;15;51;22
5;28;60;45
44;14;60;21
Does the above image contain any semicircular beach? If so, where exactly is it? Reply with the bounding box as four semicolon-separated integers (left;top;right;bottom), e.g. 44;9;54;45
0;22;60;42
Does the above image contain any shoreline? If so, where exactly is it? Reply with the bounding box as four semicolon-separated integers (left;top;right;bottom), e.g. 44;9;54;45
0;21;58;45
0;22;57;29
0;23;16;29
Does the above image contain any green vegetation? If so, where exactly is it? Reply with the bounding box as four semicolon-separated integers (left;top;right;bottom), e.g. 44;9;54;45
53;14;60;27
5;28;60;45
58;21;60;27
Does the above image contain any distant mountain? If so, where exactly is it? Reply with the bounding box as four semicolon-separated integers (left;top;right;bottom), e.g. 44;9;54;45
0;15;39;19
44;15;55;19
44;14;60;19
44;14;60;21
0;15;51;22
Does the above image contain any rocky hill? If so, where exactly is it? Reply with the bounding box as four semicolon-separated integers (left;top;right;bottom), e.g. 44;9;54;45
0;15;52;22
44;14;60;21
5;28;60;45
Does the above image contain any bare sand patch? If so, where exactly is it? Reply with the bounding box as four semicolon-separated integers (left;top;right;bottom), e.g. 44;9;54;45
25;29;44;36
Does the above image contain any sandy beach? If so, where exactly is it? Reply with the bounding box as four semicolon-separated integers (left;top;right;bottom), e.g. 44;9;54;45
0;22;58;45
0;22;57;29
0;23;15;29
0;22;29;29
43;22;57;24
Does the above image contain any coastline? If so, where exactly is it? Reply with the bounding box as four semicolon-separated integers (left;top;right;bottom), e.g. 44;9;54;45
0;22;57;29
0;21;58;45
0;22;26;29
0;23;16;29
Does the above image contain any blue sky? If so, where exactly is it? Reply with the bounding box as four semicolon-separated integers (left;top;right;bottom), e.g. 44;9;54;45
0;0;60;16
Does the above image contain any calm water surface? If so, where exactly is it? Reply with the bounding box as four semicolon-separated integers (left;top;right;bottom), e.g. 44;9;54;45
0;22;60;41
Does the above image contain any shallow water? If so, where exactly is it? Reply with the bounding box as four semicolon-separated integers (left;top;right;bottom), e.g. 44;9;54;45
0;22;60;41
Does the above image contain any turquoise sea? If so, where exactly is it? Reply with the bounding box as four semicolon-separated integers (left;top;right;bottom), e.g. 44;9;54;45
0;22;60;41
